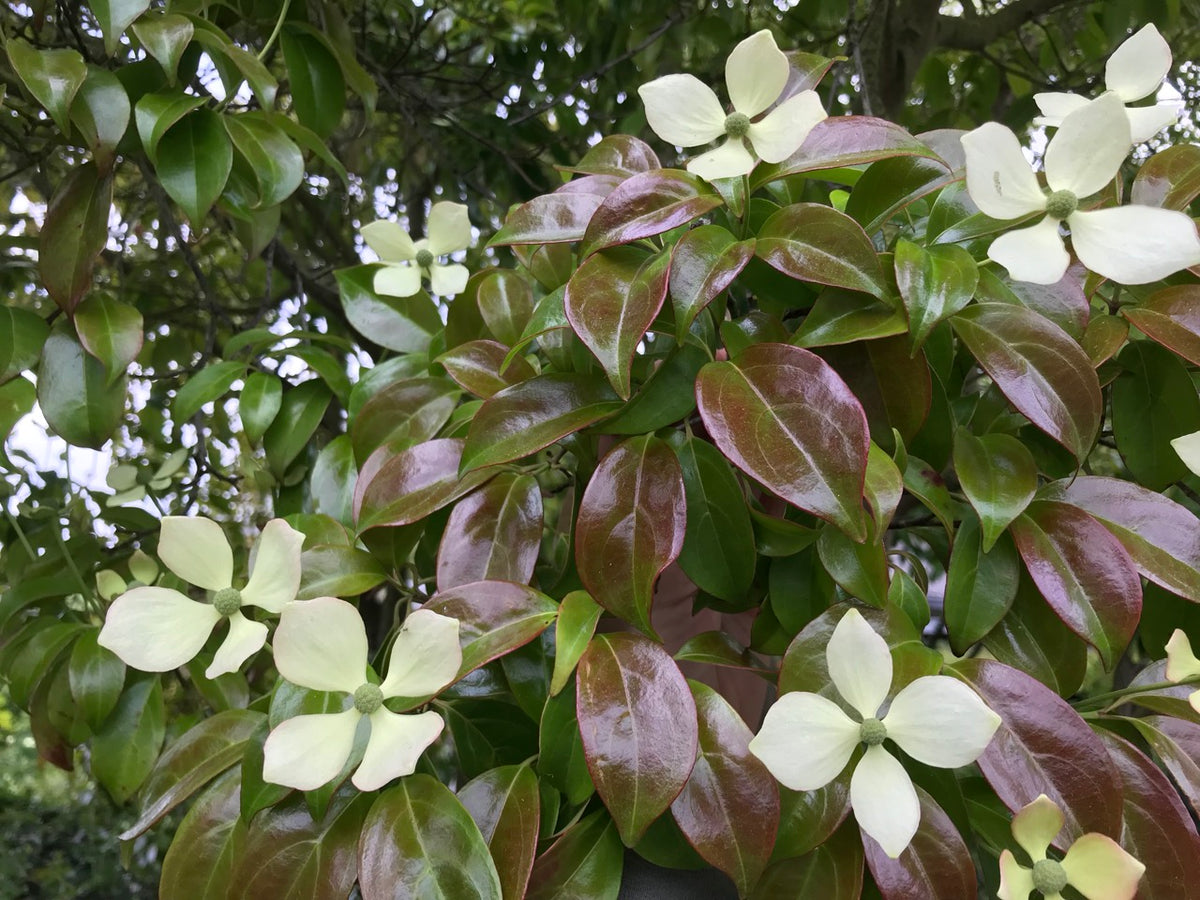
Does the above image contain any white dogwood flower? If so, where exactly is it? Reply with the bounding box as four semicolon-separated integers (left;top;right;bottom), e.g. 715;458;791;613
98;517;304;679
962;92;1200;285
998;795;1145;900
1171;430;1200;478
262;597;461;792
637;30;826;182
1034;24;1179;143
748;608;1001;858
361;201;471;298
1165;628;1200;713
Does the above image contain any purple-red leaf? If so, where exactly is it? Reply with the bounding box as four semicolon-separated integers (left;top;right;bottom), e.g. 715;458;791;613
756;204;887;298
575;434;686;636
437;339;537;399
1010;500;1141;670
353;438;488;532
696;343;869;541
458;764;540;900
564;134;660;177
1122;285;1200;366
580;169;721;257
863;787;975;900
491;188;608;247
576;633;698;846
669;224;755;341
436;473;542;590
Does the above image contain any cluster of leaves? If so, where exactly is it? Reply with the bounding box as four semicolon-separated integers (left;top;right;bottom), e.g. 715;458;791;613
4;2;1200;899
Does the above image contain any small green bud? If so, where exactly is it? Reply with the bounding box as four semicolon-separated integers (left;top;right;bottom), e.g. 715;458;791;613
212;587;243;616
860;717;887;746
1032;858;1068;895
724;112;751;139
354;683;384;715
1044;189;1078;220
415;248;435;269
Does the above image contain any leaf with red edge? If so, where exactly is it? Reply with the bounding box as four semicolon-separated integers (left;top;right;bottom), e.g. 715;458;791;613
425;581;558;684
359;775;502;900
1048;475;1200;603
477;270;535;347
951;303;1101;461
565;247;670;398
575;434;685;636
353;438;488;532
461;373;622;473
1097;731;1200;900
755;204;887;299
525;810;624;900
752;819;862;899
1122;285;1200;367
696;343;870;541
863;786;974;899
1009;500;1141;670
436;473;542;590
671;681;779;896
458;764;540;900
576;633;699;846
1129;716;1200;817
580;169;721;257
949;658;1123;844
564;134;660;177
669;224;755;340
437;340;537;399
349;377;459;463
491;189;608;246
1131;143;1200;211
976;268;1090;341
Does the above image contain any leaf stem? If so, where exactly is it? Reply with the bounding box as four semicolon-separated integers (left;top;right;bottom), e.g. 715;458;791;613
257;0;293;62
1072;676;1200;712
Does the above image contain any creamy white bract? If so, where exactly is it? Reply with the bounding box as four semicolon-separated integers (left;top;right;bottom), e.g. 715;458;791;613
361;200;472;298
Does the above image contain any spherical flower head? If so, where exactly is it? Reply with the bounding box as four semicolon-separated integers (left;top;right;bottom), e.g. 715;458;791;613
360;201;472;298
997;794;1145;900
1165;628;1200;714
261;597;463;792
961;92;1200;285
637;30;827;182
98;517;304;679
1034;24;1180;142
747;608;1001;858
1171;430;1200;480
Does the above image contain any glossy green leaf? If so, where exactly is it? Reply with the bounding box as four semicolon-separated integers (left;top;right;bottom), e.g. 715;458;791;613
73;294;142;385
816;526;888;607
952;429;1037;552
437;473;542;590
951;304;1101;460
862;786;974;898
753;819;862;899
39;162;113;314
791;289;908;348
565;247;670;398
156;108;233;223
131;13;194;83
576;633;698;846
491;185;608;246
863;442;903;537
335;265;443;354
1122;285;1200;366
526;810;623;900
0;376;35;444
950;658;1122;843
550;591;602;697
669;224;755;340
943;517;1019;653
90;0;150;55
238;371;282;444
224;113;305;208
772;771;852;861
310;435;357;525
279;28;345;138
359;775;500;899
158;770;245;900
477;270;535;347
438;340;537;400
666;432;756;602
70;66;131;169
894;239;977;351
67;628;125;730
350;376;459;463
671;681;778;895
7;39;86;133
134;92;206;162
458;765;539;900
461;373;621;473
297;544;386;599
539;679;595;805
1010;500;1141;670
756;203;887;298
568;134;660;176
575;434;685;636
595;339;707;435
1112;340;1200;490
0;306;49;383
174;360;246;423
354;438;487;532
263;380;332;477
37;320;127;449
91;677;165;804
844;155;956;234
696;343;869;541
580;169;721;257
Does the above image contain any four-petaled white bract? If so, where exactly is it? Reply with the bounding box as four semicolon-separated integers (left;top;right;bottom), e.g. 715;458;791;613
361;200;472;298
98;517;304;679
261;596;462;792
637;29;826;182
1172;430;1200;479
998;795;1145;900
747;608;1001;858
1165;628;1200;713
1034;24;1179;142
961;92;1200;285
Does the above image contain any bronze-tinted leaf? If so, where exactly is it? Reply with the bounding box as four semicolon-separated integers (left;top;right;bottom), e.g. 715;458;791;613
349;376;460;463
491;188;608;246
39;162;113;314
863;786;974;899
756;204;887;298
669;224;755;340
1131;143;1200;211
575;434;685;635
696;343;869;541
159;770;245;900
458;764;540;900
580;169;721;257
437;473;542;590
1122;285;1200;367
438;339;537;399
566;134;660;177
576;633;698;846
354;438;488;532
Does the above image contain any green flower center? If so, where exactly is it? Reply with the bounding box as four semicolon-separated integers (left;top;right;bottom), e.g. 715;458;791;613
1032;858;1068;895
860;717;887;746
1044;189;1078;220
724;112;751;139
212;587;242;616
415;248;435;269
354;683;384;715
